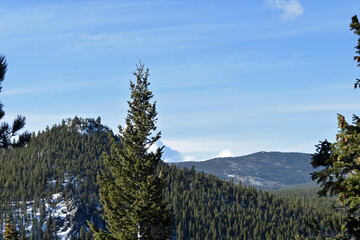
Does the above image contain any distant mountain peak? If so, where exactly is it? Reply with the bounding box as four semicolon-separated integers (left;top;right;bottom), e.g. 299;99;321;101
177;151;313;190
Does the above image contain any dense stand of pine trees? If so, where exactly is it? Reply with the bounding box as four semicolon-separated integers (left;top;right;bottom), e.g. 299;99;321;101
0;117;110;239
0;117;341;239
161;164;339;239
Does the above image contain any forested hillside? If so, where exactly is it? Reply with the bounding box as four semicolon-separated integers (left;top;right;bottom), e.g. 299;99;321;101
162;165;338;239
177;152;314;189
0;118;340;239
0;117;111;239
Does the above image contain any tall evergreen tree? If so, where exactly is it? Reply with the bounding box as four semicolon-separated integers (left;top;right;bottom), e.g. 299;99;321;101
309;15;360;239
1;55;30;239
91;63;172;239
0;55;30;148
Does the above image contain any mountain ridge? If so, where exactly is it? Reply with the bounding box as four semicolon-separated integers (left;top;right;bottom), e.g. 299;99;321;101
176;151;314;190
0;117;333;239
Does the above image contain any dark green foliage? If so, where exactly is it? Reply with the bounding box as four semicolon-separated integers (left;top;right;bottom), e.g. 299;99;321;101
308;15;360;239
0;117;342;239
351;15;360;88
162;163;338;239
0;117;111;201
92;64;172;239
0;55;7;86
351;16;360;65
0;54;30;239
311;115;360;239
0;117;111;239
311;140;332;169
0;55;30;149
3;217;19;240
272;187;326;198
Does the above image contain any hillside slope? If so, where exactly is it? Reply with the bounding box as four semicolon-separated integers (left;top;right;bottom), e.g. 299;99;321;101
177;151;314;189
0;118;336;239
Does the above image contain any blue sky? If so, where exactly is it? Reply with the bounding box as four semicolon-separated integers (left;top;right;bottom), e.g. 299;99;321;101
0;0;360;161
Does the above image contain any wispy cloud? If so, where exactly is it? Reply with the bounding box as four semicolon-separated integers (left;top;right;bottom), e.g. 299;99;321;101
0;1;174;43
268;0;303;19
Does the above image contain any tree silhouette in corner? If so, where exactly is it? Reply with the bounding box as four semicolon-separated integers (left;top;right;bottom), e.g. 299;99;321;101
0;55;30;148
309;15;360;239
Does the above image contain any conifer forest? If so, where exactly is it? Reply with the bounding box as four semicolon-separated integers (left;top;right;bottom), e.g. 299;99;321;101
0;2;360;240
0;117;343;239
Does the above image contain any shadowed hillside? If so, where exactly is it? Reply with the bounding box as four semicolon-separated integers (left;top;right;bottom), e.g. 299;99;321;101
177;151;314;189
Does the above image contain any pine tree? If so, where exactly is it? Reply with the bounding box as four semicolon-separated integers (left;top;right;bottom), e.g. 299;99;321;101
311;117;360;239
351;15;360;89
91;63;172;239
3;217;19;240
0;55;30;239
0;55;30;148
309;15;360;239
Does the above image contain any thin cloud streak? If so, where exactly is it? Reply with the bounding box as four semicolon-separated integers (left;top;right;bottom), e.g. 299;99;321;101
268;0;304;19
1;0;358;162
0;0;316;51
2;78;120;96
276;103;360;113
0;1;167;36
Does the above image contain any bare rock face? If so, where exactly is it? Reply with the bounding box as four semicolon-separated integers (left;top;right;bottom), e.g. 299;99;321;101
49;193;104;239
6;190;104;239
